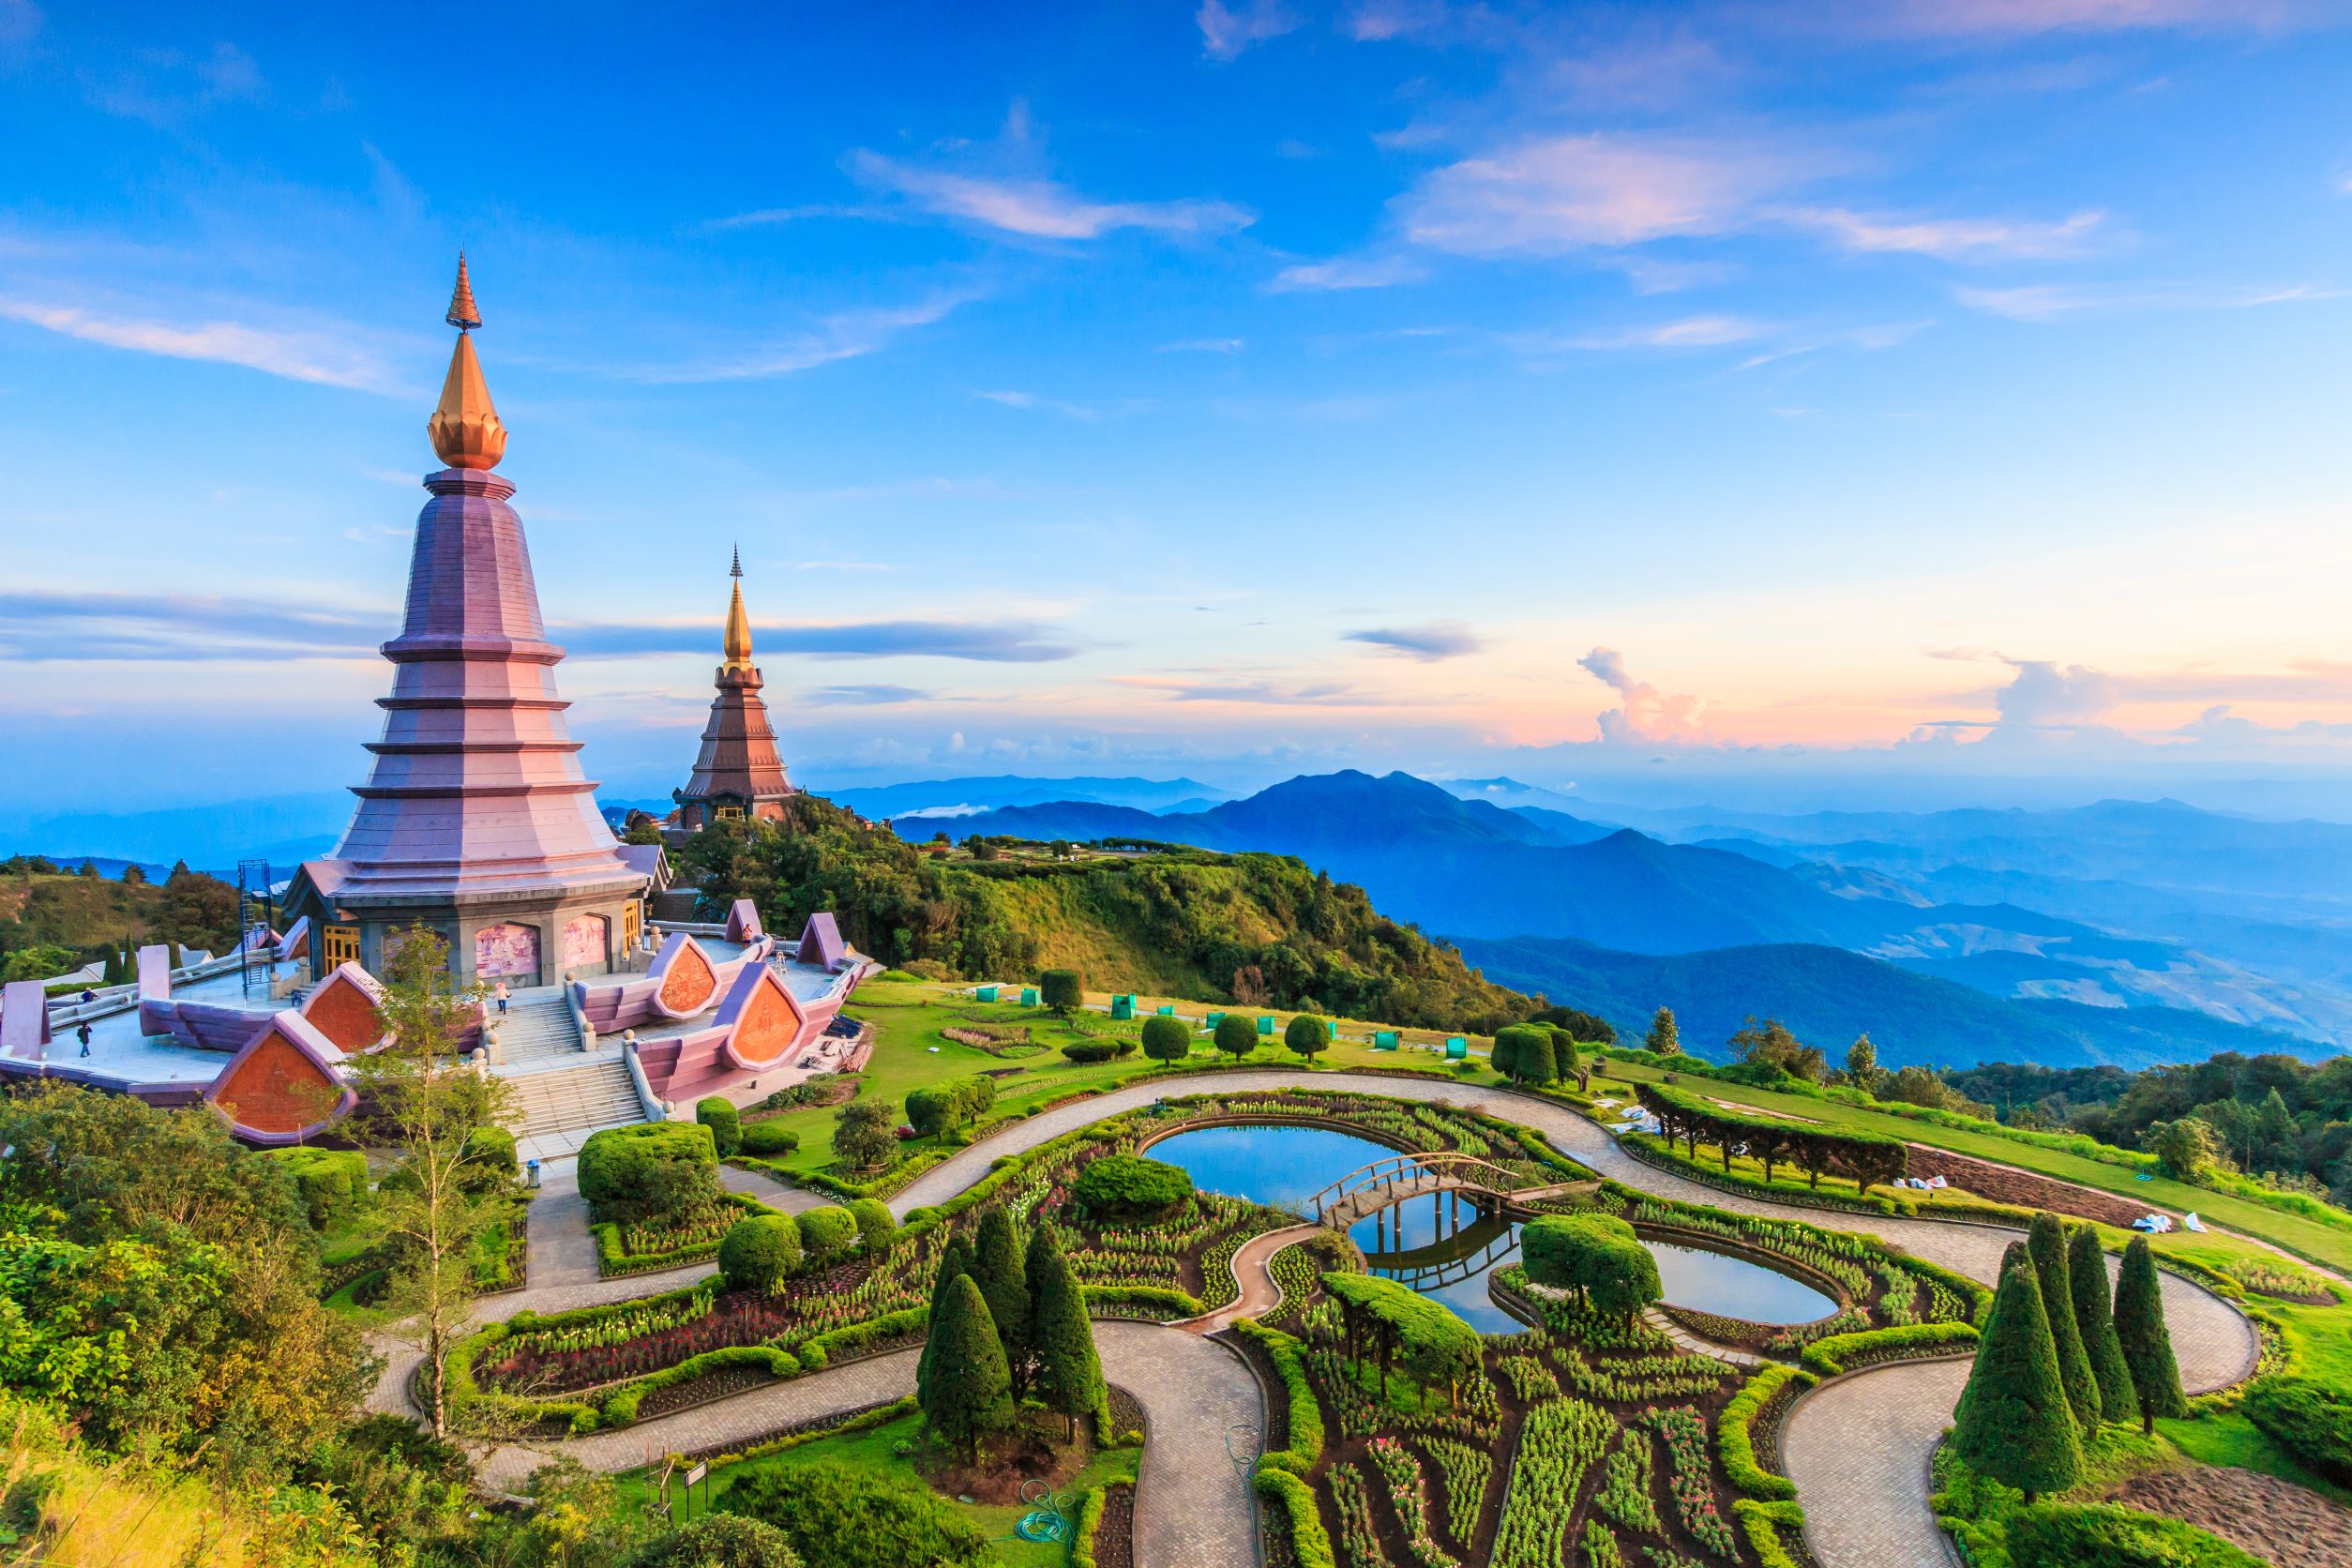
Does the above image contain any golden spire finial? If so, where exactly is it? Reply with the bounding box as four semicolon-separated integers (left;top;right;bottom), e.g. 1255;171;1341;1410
446;252;482;331
428;253;506;469
722;554;754;671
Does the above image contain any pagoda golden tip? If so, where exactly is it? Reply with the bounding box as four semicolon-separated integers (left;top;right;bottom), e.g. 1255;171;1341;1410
427;256;505;470
723;576;754;671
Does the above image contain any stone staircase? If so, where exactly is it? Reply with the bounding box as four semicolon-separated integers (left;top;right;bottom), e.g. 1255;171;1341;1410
489;988;582;1065
500;1054;647;1147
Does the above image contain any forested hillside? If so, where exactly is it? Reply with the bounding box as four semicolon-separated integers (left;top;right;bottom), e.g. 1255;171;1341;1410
676;795;1535;1031
0;857;240;980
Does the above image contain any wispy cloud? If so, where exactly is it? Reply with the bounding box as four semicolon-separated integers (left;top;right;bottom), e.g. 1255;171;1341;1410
805;685;932;705
1779;205;2109;260
847;150;1252;241
1531;313;1774;352
1866;0;2314;38
1347;622;1485;660
0;297;406;393
1399;133;1811;255
1114;672;1384;706
1955;279;2339;320
635;291;975;383
86;41;264;126
1268;253;1427;292
1198;0;1303;57
1157;337;1246;354
974;388;1111;419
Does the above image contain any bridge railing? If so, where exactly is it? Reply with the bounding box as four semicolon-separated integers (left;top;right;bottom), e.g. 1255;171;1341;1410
1304;1150;1529;1223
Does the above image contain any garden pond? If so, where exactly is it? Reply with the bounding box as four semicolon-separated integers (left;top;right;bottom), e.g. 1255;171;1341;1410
1145;1123;1838;1332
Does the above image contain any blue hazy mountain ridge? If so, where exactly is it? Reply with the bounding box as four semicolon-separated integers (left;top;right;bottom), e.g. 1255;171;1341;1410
1455;936;2328;1072
922;770;2352;1049
829;774;1229;819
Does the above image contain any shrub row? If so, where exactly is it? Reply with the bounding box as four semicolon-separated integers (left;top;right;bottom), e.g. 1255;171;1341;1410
1071;1485;1108;1568
1253;1468;1335;1568
792;1305;927;1370
1637;1080;1908;1193
1720;1363;1815;1500
2239;1374;2352;1485
593;1191;768;1277
1799;1320;1979;1376
2004;1501;2269;1568
600;1344;800;1425
906;1074;997;1138
1731;1498;1808;1568
1231;1318;1324;1474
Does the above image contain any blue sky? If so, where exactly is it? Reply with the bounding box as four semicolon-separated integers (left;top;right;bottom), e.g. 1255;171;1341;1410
4;0;2352;831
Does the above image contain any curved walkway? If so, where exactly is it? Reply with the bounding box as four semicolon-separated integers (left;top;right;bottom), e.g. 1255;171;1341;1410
407;1067;2258;1568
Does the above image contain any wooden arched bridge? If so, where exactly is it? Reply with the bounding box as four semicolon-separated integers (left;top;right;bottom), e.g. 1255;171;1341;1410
1304;1150;1598;1229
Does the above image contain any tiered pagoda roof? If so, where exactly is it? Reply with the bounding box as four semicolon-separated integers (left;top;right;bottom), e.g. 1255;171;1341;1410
673;550;796;825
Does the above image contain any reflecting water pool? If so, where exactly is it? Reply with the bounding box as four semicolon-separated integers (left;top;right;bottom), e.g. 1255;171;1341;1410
1146;1120;1839;1330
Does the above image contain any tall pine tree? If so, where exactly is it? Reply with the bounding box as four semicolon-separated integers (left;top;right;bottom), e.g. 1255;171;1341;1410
915;1236;974;1405
1952;1260;2083;1502
973;1209;1033;1398
2028;1212;2102;1430
2067;1225;2137;1428
922;1274;1013;1463
1026;1224;1102;1440
2113;1236;2188;1436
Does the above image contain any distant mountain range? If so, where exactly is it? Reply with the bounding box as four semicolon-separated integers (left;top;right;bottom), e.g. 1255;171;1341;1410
828;774;1230;821
910;768;2352;1066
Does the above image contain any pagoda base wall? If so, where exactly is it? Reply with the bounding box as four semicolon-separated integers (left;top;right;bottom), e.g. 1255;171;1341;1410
301;885;646;991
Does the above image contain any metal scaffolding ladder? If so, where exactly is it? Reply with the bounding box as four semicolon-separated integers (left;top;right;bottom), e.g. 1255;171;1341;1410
236;858;276;999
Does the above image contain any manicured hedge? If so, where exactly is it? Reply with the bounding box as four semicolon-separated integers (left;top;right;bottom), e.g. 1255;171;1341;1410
2005;1502;2269;1568
795;1204;859;1260
268;1146;369;1228
1253;1467;1335;1568
738;1121;801;1156
1061;1040;1133;1064
1082;1283;1202;1317
1071;1485;1108;1568
600;1344;799;1425
1721;1363;1814;1500
849;1197;896;1249
906;1075;996;1138
1232;1318;1325;1473
1800;1320;1979;1376
794;1305;927;1370
2240;1374;2352;1485
1731;1499;1807;1568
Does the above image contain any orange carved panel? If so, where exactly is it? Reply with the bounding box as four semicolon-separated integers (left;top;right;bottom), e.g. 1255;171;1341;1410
213;1027;342;1136
728;972;802;1066
305;972;384;1054
660;942;716;1014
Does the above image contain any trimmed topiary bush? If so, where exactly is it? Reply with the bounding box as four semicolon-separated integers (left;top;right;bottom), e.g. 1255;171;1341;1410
739;1120;801;1157
1520;1212;1660;1319
1140;1014;1190;1065
579;1121;720;1224
1213;1013;1259;1060
849;1197;897;1251
1038;968;1083;1014
906;1076;998;1138
696;1096;743;1156
796;1204;859;1260
1283;1013;1330;1062
1072;1153;1193;1222
268;1146;369;1229
718;1213;804;1293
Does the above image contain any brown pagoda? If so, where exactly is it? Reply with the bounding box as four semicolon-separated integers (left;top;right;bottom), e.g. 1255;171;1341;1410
672;550;797;831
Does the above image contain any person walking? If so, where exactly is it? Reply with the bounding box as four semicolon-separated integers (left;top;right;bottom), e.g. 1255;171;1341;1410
77;1022;92;1057
494;980;510;1015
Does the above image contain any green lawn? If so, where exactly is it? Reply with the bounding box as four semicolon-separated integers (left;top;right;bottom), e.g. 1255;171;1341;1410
1591;1055;2352;1278
741;977;1467;1182
613;1408;1138;1565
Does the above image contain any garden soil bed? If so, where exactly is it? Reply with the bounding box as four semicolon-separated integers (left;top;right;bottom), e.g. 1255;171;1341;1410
1901;1145;2170;1230
1092;1481;1136;1568
2104;1464;2352;1568
634;1364;779;1420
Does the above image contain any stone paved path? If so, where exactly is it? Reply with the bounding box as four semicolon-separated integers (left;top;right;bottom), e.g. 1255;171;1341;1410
1783;1359;1970;1568
1184;1223;1321;1334
719;1161;824;1214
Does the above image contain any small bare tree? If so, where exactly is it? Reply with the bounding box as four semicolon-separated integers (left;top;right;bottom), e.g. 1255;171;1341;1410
350;924;517;1437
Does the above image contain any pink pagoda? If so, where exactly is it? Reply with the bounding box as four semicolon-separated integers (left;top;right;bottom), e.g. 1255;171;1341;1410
281;258;652;986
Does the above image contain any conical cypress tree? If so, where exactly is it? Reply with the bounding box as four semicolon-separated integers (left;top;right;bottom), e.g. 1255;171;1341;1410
2068;1226;2137;1427
922;1274;1013;1463
915;1236;974;1403
973;1209;1033;1398
2028;1213;2101;1430
1953;1238;2035;1433
1026;1223;1102;1441
2113;1236;2188;1435
1952;1261;2082;1503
